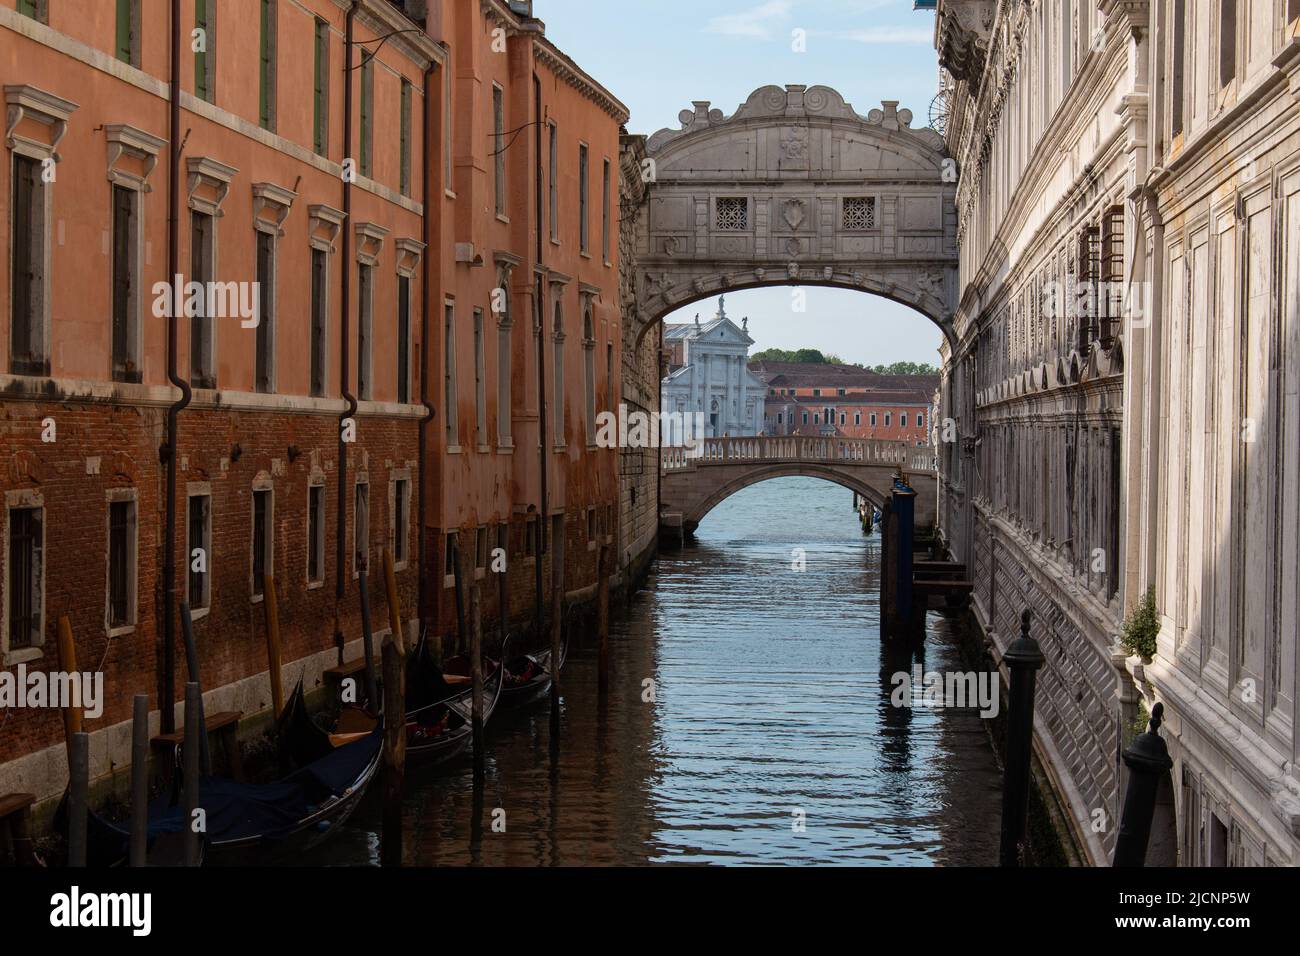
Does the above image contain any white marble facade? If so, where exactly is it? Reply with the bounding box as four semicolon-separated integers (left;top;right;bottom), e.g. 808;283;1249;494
661;297;766;439
935;0;1300;865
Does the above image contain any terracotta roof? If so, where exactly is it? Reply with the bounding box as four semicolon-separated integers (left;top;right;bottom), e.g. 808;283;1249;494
749;361;939;393
765;390;932;406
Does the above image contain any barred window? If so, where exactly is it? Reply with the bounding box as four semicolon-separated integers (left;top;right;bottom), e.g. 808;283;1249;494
842;197;876;230
715;197;748;231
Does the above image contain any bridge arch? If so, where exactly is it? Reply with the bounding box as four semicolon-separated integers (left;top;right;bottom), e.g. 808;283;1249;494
684;465;890;534
628;84;959;352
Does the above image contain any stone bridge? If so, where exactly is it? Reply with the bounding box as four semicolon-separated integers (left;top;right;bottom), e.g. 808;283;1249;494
660;436;936;536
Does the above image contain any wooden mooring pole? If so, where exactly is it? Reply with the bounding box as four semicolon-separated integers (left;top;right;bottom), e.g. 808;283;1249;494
180;602;211;774
262;576;285;720
470;574;485;775
183;681;202;867
549;517;565;739
358;568;380;711
56;615;82;757
67;731;89;868
381;547;408;867
597;542;610;696
129;694;149;867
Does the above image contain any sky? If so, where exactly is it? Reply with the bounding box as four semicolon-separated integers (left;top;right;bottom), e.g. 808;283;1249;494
537;0;944;367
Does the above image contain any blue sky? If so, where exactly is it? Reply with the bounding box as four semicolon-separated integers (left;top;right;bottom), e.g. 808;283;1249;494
538;0;944;366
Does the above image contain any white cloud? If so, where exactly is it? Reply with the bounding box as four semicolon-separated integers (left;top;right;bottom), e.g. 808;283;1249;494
705;1;795;40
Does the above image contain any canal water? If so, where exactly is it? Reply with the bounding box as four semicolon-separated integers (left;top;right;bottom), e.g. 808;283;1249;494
307;476;1004;866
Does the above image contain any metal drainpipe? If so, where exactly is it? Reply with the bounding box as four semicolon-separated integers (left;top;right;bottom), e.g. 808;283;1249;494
417;57;437;633
161;0;191;734
335;1;359;661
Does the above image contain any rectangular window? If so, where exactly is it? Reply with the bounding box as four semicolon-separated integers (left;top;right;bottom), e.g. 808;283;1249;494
17;1;45;23
840;412;846;426
399;80;413;197
194;0;213;103
107;498;135;629
111;184;141;383
473;309;487;446
10;154;46;376
187;493;211;611
116;0;139;66
444;531;458;581
393;478;408;565
353;483;369;574
396;274;410;404
7;506;43;651
901;413;908;428
854;413;861;426
548;123;558;241
493;85;505;216
443;59;453;191
601;158;611;262
251;488;271;598
918;412;925;429
190;211;215;388
360;53;373;178
444;303;458;445
496;302;512;447
1100;205;1124;347
715;197;748;231
802;411;808;425
606;342;614;412
579;144;590;253
1171;0;1186;137
310;248;327;396
255;230;275;392
885;412;892;427
313;18;329;155
258;0;276;131
307;483;324;585
552;306;565;442
870;413;877;426
357;264;373;400
1219;0;1235;88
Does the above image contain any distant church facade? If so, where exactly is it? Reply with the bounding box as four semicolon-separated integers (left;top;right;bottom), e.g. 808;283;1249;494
661;297;766;439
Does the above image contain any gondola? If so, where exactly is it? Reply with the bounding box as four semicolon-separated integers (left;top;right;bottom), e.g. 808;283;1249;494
404;640;505;766
501;631;568;708
60;682;382;867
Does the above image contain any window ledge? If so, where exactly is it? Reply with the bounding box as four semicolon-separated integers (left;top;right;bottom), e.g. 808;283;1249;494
442;574;456;589
189;606;210;621
496;213;510;225
553;444;567;452
550;238;561;247
107;624;136;639
477;444;492;454
445;189;457;200
251;594;265;605
306;580;325;591
496;445;514;455
394;561;408;573
2;646;44;667
446;444;463;454
587;540;597;552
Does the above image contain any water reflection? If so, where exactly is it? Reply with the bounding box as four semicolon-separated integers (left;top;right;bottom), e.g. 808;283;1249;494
305;476;1002;866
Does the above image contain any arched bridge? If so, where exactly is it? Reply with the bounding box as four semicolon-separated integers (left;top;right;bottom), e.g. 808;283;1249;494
660;436;936;536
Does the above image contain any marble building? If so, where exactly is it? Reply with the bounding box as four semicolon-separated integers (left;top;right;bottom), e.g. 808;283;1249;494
934;0;1300;865
661;296;767;438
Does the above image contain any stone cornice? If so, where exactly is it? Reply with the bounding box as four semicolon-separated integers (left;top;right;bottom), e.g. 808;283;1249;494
355;0;443;67
533;43;629;124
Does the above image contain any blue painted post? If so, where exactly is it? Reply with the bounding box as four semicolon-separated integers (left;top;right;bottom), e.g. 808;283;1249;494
892;477;917;637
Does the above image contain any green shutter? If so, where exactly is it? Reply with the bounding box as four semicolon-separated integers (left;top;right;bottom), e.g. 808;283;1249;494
194;0;208;102
400;80;411;196
259;0;271;129
313;19;327;154
18;0;38;20
116;0;133;64
360;56;373;177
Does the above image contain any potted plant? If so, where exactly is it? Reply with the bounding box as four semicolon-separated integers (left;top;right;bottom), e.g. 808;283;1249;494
1121;586;1159;664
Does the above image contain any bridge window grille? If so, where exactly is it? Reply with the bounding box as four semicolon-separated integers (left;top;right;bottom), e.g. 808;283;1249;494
715;197;748;231
842;197;875;231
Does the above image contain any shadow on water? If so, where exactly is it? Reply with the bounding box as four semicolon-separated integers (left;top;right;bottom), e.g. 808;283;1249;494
302;476;1003;866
